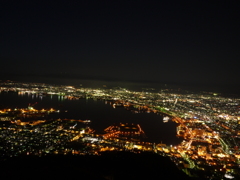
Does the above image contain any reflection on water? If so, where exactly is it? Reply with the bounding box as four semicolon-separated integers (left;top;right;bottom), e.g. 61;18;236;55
0;92;182;145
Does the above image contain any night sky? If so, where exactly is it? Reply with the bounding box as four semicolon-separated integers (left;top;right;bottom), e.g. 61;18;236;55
1;0;239;92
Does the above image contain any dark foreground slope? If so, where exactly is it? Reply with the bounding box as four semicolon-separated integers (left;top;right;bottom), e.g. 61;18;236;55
0;151;202;180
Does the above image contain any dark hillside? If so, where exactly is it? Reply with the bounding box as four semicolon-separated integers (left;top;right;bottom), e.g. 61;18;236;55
0;152;203;180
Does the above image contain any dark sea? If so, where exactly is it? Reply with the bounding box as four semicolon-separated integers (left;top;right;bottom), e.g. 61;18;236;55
0;91;182;145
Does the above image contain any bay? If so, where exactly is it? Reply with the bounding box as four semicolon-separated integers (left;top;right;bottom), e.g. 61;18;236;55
0;92;182;145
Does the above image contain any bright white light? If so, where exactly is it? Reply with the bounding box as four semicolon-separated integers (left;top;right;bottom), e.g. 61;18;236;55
224;173;234;179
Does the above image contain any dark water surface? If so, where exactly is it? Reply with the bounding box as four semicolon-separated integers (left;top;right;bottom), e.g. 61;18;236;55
0;92;182;145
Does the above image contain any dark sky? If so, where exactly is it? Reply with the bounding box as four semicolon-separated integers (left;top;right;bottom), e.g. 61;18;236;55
1;0;239;90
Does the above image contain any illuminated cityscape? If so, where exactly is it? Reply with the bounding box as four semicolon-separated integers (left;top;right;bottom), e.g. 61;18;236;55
1;0;240;179
0;81;240;179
